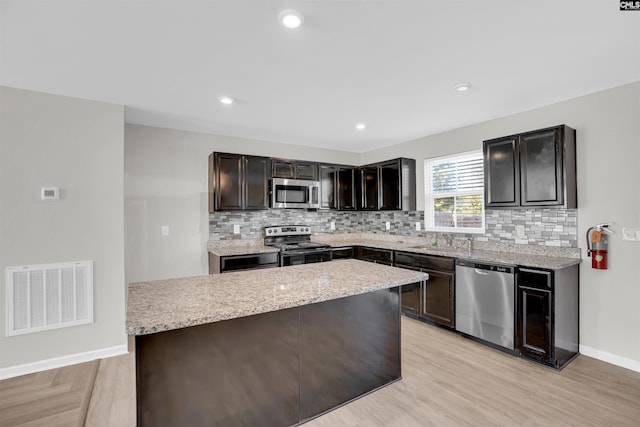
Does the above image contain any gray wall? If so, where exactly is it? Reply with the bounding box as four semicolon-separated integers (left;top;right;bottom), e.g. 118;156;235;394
362;81;640;366
124;124;360;284
0;86;126;369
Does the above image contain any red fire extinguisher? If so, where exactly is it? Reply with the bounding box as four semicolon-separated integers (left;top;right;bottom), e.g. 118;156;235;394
586;223;614;270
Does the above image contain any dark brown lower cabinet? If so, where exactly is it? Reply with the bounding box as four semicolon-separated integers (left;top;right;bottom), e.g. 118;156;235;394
516;265;579;369
393;251;455;329
355;246;393;265
400;281;421;316
421;269;454;328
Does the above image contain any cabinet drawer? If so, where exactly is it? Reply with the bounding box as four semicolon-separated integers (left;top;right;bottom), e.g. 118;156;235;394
518;268;552;289
220;253;279;273
356;247;393;265
394;251;455;272
331;247;354;260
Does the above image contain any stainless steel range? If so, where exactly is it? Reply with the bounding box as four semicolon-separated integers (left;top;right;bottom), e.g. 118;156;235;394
264;226;332;266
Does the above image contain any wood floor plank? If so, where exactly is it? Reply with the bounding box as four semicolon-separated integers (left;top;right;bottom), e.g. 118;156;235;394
3;317;640;427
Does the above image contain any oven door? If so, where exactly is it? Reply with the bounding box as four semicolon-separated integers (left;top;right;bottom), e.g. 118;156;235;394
281;249;331;267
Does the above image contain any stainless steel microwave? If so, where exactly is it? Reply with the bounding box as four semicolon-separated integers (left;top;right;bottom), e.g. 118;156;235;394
270;178;320;209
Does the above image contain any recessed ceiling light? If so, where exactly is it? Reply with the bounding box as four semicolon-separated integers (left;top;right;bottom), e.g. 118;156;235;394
218;96;234;105
455;83;472;92
279;10;304;29
356;123;366;130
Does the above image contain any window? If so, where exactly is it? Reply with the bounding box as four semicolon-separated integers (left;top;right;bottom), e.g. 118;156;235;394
424;150;485;233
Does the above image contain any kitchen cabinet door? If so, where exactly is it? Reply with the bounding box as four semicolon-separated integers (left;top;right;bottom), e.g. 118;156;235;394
295;162;318;180
517;284;552;362
519;128;563;206
359;166;378;210
337;167;356;210
356;247;393;265
244;156;270;210
484;136;519;207
214;153;243;210
271;159;296;179
421;270;455;328
272;159;318;180
379;160;400;210
401;281;421;317
210;153;270;211
319;165;337;209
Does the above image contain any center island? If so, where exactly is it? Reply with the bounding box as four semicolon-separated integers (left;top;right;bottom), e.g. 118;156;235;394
126;259;428;426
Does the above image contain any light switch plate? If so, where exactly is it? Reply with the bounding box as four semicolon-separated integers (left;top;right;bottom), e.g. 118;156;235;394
233;224;241;234
415;222;421;231
622;227;640;241
385;221;391;230
330;221;336;230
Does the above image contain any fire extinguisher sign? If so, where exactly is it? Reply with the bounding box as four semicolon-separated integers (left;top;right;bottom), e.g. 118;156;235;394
620;1;640;10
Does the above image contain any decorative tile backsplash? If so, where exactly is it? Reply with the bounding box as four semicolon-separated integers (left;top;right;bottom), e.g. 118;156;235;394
209;208;578;248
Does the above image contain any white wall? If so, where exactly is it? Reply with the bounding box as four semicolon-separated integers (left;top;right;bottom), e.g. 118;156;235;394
124;124;360;285
362;81;640;368
0;86;126;372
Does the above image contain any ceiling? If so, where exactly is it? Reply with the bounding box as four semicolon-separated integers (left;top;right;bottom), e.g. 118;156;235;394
1;1;639;153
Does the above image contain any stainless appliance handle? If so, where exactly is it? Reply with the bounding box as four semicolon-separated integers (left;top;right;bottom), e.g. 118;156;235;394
474;268;490;275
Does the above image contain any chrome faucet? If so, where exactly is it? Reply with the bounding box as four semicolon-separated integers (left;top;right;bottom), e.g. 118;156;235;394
441;233;453;247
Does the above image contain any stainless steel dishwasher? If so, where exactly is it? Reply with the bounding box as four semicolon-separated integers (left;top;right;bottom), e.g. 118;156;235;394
455;260;516;350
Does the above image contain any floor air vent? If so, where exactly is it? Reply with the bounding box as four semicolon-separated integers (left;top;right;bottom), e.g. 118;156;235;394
6;261;93;336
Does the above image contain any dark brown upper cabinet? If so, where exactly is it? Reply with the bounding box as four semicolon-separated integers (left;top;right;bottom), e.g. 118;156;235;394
209;152;270;212
319;164;356;210
271;159;318;181
359;158;416;211
484;125;576;209
359;165;378;210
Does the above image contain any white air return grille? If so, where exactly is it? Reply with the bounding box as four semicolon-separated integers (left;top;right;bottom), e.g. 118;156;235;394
6;261;93;336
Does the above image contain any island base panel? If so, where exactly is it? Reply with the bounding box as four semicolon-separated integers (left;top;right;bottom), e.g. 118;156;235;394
135;287;402;426
135;308;300;427
300;288;401;421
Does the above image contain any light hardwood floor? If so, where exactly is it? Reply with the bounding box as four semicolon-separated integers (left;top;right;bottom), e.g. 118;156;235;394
3;317;640;426
0;360;98;427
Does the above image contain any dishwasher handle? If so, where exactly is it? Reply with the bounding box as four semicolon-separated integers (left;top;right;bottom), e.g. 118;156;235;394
456;259;516;274
474;268;490;275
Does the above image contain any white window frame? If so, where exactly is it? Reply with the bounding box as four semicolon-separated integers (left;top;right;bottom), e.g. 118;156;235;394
424;150;485;234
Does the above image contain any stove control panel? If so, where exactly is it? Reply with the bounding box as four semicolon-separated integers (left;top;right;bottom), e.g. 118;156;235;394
265;225;311;236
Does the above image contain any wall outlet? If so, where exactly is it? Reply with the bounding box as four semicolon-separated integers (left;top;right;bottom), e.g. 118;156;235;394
161;225;170;237
622;227;640;241
330;221;336;230
415;222;421;231
385;221;391;230
233;224;241;234
516;224;526;238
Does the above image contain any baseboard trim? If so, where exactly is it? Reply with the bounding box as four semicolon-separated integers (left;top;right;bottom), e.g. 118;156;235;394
0;344;128;380
579;344;640;373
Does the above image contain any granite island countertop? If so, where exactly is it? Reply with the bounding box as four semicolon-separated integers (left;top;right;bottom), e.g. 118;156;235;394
126;259;427;336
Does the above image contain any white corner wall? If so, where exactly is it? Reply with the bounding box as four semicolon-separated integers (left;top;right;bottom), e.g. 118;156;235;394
361;81;640;370
0;86;126;375
124;124;360;285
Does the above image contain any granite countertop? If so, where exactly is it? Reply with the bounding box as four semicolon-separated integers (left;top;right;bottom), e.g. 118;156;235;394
126;259;427;336
314;236;581;270
208;235;581;270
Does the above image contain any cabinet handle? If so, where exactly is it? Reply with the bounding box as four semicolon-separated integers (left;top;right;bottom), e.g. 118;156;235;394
423;280;427;313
